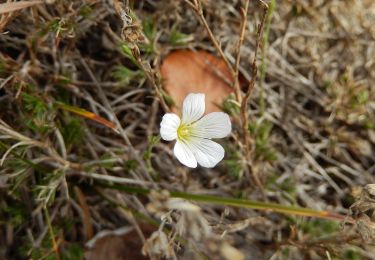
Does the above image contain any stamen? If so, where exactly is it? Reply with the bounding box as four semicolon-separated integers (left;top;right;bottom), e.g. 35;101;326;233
177;123;193;141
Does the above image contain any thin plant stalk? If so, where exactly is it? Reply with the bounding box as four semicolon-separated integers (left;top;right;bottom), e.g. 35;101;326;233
102;184;354;224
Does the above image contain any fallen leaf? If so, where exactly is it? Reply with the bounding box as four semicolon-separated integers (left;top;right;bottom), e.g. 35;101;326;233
160;50;235;113
85;224;156;260
0;0;43;15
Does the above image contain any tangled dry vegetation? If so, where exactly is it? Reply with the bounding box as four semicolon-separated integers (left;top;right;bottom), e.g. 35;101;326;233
1;0;375;259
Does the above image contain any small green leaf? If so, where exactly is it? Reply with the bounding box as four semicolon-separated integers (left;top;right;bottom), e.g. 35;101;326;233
169;24;191;46
120;44;138;65
344;249;362;260
60;117;85;147
249;120;277;161
222;93;240;116
124;159;138;171
161;90;175;108
112;66;144;84
79;5;92;18
142;17;156;40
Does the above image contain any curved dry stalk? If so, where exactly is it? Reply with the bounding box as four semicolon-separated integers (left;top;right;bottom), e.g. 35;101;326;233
0;140;36;166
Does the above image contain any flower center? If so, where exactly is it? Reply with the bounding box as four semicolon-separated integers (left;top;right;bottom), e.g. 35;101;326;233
177;123;193;141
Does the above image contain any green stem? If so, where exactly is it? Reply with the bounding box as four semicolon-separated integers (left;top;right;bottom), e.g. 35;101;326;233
102;184;354;223
43;208;60;260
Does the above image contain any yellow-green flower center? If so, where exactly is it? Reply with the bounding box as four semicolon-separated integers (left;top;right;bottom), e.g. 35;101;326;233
177;123;194;141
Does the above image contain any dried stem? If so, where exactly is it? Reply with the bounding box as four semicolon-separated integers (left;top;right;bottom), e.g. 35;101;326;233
112;0;170;113
80;58;156;185
233;0;250;102
183;0;235;76
240;4;269;188
135;54;170;113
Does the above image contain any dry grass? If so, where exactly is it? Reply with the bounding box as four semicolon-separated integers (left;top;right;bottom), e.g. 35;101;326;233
0;0;375;259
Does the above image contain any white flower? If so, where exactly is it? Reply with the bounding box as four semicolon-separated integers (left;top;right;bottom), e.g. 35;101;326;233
160;93;231;168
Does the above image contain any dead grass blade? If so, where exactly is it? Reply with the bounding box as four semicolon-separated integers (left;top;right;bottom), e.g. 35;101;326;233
0;0;43;15
55;102;118;133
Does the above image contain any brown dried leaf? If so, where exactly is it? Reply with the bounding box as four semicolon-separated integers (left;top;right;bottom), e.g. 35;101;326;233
160;50;234;113
85;225;155;260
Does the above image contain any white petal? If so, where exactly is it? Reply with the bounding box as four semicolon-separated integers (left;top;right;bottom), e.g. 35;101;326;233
160;113;180;141
182;93;205;124
193;112;231;139
187;138;224;168
174;141;197;168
